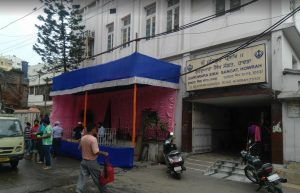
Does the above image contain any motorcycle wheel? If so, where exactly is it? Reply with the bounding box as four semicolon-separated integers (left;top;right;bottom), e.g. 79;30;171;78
244;166;258;184
271;183;283;193
174;172;181;180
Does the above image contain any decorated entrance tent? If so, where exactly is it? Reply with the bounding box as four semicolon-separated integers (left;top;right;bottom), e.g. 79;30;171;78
50;52;181;167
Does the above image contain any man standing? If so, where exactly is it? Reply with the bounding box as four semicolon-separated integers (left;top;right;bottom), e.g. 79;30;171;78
76;123;109;193
24;122;32;158
97;122;105;145
31;120;40;162
73;122;84;140
52;121;64;158
36;120;45;164
37;119;53;170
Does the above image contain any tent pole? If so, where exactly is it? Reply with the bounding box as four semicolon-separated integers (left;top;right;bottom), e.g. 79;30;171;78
132;83;137;147
83;91;88;128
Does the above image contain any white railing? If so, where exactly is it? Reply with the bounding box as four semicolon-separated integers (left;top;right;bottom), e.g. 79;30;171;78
98;128;116;146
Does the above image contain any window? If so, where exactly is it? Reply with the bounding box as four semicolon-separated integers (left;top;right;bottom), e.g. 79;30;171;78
87;38;94;58
107;23;114;50
84;30;95;58
230;0;241;10
216;0;225;15
29;86;34;95
166;0;179;31
35;86;42;95
121;15;131;48
216;0;240;15
145;3;156;39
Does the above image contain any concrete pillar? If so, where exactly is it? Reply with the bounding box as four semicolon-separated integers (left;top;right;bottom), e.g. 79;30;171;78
271;101;284;164
175;53;190;150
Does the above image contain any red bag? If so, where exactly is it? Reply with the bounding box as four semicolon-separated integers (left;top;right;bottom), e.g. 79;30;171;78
99;158;114;186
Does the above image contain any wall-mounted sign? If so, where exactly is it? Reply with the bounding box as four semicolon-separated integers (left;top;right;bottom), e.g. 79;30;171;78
287;103;300;118
186;44;266;91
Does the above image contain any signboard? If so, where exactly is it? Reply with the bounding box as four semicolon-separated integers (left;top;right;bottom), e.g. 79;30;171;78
186;44;266;91
287;103;300;118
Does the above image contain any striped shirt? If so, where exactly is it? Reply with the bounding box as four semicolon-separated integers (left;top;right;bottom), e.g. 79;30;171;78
24;126;31;140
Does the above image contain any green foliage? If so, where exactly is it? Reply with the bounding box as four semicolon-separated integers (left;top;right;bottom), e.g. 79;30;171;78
142;108;169;131
33;0;85;73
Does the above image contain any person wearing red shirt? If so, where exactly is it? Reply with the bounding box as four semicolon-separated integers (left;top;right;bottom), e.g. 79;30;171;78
31;120;40;162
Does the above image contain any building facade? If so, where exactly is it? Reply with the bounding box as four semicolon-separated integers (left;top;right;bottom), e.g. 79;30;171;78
28;64;61;115
0;69;29;109
0;56;13;71
77;0;300;163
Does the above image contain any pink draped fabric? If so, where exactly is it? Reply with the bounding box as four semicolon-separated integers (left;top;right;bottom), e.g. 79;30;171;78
50;86;177;139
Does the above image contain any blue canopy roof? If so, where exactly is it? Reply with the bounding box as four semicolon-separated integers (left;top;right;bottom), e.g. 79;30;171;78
51;52;181;96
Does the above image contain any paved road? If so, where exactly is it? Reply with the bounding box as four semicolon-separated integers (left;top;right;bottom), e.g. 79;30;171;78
0;157;299;193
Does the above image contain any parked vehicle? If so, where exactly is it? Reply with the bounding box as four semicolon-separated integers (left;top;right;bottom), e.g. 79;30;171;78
163;132;185;179
241;141;287;193
0;114;24;168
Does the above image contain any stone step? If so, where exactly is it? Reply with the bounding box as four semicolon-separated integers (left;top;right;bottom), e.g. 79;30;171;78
218;167;234;173
225;174;251;183
232;168;245;176
209;172;230;179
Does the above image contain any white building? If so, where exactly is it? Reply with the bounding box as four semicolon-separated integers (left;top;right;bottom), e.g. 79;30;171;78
77;0;300;164
5;55;23;69
28;63;61;114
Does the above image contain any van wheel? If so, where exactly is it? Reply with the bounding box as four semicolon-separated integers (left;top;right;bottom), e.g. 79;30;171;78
10;160;19;168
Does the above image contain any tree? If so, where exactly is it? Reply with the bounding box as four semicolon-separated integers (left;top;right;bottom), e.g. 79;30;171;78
33;0;85;73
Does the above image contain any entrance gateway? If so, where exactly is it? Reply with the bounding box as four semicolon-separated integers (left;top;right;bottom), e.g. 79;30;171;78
181;44;283;163
190;94;272;161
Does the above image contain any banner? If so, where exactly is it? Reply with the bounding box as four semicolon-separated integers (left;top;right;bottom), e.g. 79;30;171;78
186;44;266;91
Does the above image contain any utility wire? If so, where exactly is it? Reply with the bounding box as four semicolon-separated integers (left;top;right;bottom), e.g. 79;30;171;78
0;33;36;37
0;5;44;31
179;4;300;77
29;0;259;77
0;36;35;53
85;0;259;61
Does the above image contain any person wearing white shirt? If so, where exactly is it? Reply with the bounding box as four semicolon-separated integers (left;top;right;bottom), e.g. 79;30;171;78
97;122;105;145
52;121;64;158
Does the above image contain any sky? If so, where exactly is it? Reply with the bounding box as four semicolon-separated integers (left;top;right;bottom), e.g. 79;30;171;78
0;0;44;66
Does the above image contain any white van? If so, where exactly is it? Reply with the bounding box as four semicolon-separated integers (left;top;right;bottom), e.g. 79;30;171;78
0;115;24;168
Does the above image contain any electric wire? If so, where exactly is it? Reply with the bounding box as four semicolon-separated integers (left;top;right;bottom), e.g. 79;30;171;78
179;4;300;77
0;36;35;53
0;5;45;31
28;0;259;77
85;0;259;60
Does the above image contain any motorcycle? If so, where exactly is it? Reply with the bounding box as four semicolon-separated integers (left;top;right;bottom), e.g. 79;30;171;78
163;132;185;179
241;141;287;193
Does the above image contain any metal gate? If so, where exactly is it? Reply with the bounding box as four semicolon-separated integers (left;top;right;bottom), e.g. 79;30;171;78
192;103;212;153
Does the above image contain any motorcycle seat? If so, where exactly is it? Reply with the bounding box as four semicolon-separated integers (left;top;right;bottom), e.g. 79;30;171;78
168;150;180;156
251;158;263;169
261;163;272;170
